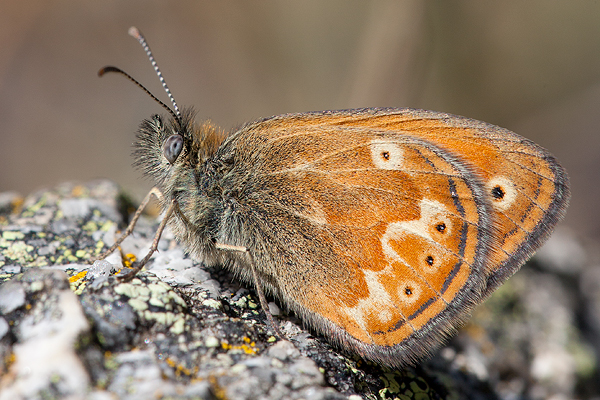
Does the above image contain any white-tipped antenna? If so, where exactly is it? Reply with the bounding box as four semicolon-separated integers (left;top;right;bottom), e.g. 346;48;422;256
128;26;181;120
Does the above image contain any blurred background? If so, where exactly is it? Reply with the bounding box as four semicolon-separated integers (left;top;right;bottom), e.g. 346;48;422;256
1;0;599;244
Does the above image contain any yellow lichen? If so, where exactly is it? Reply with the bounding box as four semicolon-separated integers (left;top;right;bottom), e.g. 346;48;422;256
123;253;137;268
221;337;258;355
69;270;88;283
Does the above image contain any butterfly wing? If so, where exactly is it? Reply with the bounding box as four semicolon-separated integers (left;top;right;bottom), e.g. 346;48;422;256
213;108;569;367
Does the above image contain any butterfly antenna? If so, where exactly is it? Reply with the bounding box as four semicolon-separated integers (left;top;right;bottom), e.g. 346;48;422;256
98;66;178;120
128;26;182;122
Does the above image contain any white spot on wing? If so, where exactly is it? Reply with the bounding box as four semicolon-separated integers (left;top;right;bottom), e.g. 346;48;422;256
397;280;421;306
342;267;394;332
370;140;404;170
381;199;450;272
487;176;516;211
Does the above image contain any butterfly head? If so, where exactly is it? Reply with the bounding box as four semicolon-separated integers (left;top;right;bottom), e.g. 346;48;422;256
133;109;225;196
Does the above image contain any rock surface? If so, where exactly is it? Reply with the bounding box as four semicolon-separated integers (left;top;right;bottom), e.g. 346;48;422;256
0;180;597;399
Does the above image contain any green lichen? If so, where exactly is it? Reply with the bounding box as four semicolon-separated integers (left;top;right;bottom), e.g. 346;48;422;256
82;221;98;232
24;194;47;214
100;221;115;232
114;283;137;298
232;296;248;309
205;336;220;348
2;231;25;241
149;297;165;307
148;282;167;293
4;241;35;262
135;285;150;299
169;317;185;334
168;291;186;308
29;257;49;267
75;249;87;258
202;299;222;310
72;281;87;296
127;298;148;311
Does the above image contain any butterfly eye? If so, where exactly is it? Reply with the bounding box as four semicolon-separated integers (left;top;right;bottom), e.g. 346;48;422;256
163;134;184;164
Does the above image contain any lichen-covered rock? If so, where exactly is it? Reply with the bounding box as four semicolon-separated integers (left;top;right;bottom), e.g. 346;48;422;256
0;180;596;399
0;269;91;400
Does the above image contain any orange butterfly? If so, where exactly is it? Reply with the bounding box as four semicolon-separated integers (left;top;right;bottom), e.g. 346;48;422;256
97;27;569;368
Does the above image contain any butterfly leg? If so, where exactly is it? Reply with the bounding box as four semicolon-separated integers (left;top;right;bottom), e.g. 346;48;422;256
118;198;176;282
216;243;283;339
91;187;165;263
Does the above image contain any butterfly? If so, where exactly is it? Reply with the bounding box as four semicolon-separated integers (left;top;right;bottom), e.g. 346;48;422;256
97;27;570;368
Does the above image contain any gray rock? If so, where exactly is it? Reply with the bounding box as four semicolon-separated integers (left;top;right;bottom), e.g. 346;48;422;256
0;264;21;274
89;259;117;278
0;317;9;340
50;218;79;234
0;281;26;314
60;198;100;219
0;269;91;400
